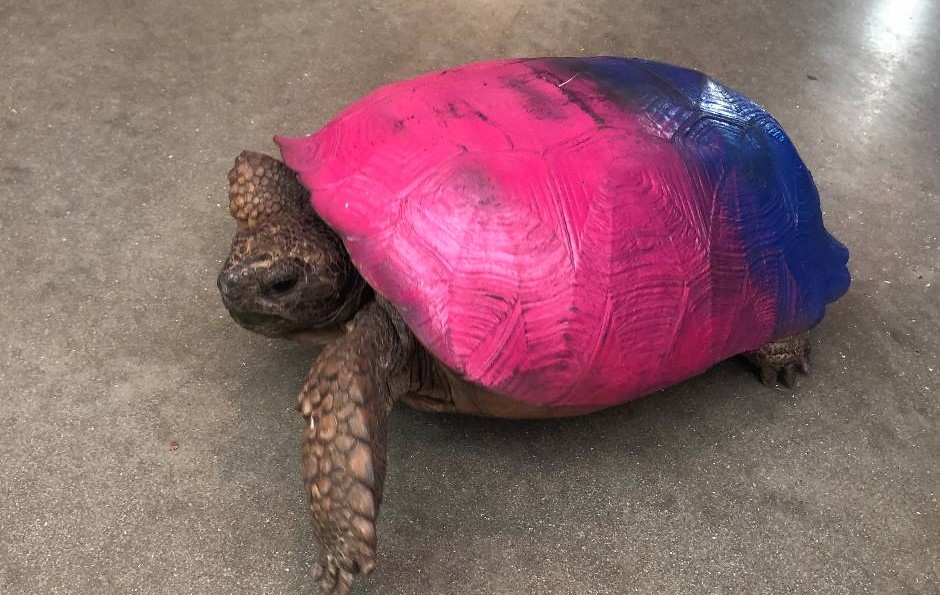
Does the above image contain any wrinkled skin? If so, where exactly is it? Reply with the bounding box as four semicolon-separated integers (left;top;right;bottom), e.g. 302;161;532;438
218;152;371;337
217;151;811;593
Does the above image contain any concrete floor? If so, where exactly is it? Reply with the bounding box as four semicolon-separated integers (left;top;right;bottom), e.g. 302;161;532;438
2;0;938;593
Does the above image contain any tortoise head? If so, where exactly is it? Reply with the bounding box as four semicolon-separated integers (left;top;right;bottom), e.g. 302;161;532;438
217;151;370;337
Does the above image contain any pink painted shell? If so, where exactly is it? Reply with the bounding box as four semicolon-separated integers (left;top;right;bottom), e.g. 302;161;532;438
276;57;850;408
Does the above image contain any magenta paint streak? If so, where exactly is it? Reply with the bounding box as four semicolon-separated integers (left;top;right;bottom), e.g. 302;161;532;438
276;59;821;407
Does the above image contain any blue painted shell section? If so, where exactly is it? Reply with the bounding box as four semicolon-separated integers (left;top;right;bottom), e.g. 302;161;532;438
549;57;851;334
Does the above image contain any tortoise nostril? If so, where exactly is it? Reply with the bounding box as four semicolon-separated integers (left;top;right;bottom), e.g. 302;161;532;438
218;270;241;299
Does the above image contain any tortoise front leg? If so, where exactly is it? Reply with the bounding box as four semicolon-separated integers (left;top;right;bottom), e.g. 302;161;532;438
297;303;405;594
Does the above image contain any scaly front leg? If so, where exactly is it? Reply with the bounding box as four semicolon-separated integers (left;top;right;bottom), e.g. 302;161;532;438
297;302;406;594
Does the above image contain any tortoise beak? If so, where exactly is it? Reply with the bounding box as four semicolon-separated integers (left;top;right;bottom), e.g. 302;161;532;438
217;264;301;336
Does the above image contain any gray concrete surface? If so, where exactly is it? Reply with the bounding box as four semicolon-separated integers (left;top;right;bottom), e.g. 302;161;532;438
2;0;938;593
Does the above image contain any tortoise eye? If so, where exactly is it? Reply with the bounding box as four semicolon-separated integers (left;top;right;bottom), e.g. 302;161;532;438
267;276;299;295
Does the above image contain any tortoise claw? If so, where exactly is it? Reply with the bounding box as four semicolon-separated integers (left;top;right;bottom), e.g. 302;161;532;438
758;364;799;388
314;556;355;595
798;352;812;375
760;366;777;387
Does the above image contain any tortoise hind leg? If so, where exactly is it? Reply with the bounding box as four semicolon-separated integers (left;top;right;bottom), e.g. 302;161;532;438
744;332;812;388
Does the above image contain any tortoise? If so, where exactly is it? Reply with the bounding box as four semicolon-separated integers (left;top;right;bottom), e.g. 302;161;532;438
217;57;850;593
